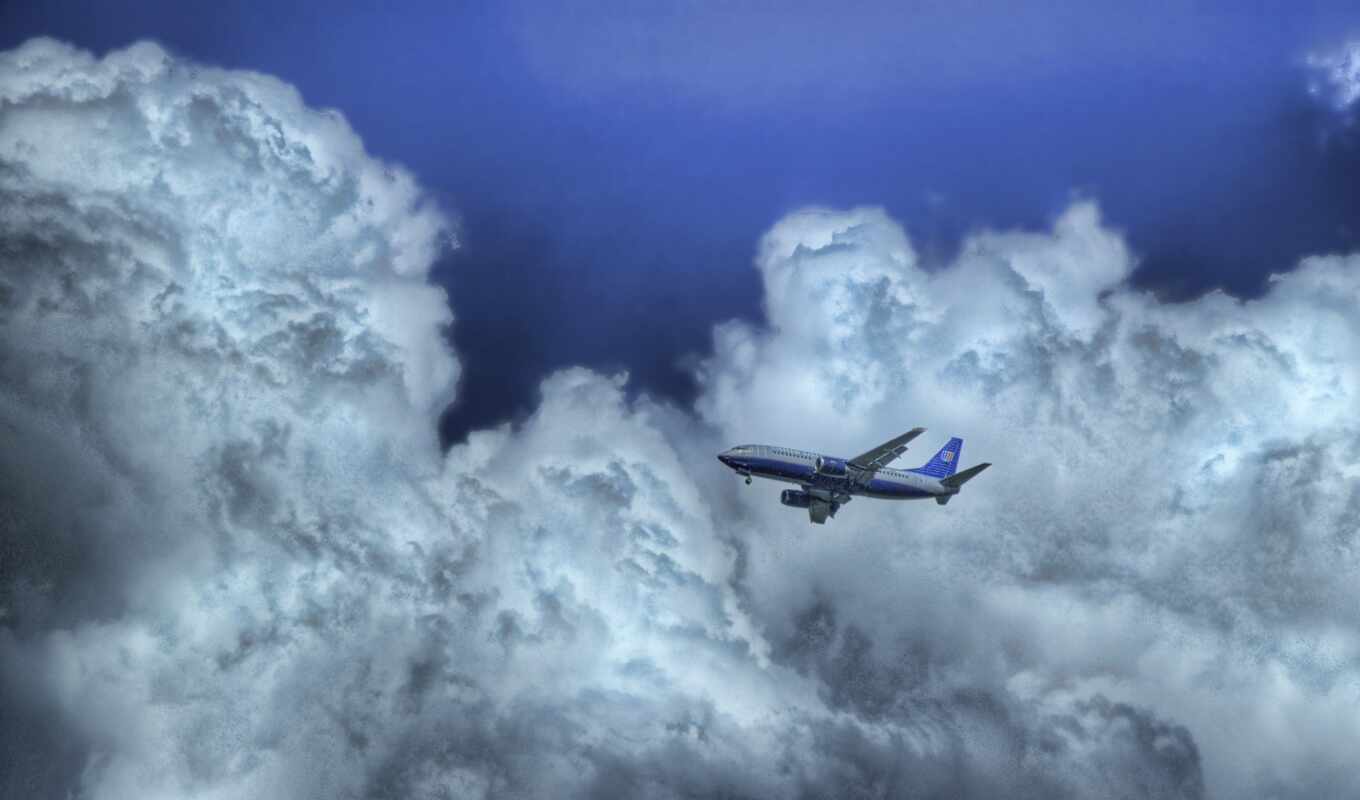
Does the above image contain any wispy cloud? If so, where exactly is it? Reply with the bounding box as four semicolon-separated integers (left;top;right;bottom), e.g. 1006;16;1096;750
1308;39;1360;113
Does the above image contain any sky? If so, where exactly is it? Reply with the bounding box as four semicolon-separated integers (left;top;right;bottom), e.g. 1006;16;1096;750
3;1;1359;442
3;3;1360;799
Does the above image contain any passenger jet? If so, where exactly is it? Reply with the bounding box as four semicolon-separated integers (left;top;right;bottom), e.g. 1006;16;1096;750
717;428;990;524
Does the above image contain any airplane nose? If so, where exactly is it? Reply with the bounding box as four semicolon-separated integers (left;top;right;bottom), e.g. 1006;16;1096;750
717;453;732;466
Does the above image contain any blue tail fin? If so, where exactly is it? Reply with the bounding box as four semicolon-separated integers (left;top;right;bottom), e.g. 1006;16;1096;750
912;437;962;478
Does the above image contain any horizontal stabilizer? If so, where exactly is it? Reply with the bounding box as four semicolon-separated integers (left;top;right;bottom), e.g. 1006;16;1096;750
940;462;991;489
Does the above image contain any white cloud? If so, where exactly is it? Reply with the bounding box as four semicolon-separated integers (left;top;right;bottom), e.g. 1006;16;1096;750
0;37;460;798
3;37;1360;800
696;201;1360;798
1307;39;1360;113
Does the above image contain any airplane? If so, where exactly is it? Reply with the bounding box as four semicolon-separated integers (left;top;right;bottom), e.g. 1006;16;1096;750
717;428;990;524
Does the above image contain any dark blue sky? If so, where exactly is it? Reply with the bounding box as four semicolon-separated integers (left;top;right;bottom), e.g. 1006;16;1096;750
4;1;1359;444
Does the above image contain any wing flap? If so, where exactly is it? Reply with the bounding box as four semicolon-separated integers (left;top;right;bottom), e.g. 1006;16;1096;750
849;427;926;470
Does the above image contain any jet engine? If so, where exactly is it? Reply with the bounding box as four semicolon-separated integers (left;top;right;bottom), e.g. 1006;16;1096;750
814;456;848;477
780;489;813;508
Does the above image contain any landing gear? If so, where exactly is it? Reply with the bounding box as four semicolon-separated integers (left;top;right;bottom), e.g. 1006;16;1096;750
745;476;752;485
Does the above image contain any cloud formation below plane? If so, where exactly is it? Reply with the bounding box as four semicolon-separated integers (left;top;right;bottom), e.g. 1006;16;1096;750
2;39;1358;799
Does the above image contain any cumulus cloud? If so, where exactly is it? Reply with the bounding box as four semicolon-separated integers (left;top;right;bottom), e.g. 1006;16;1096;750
697;201;1360;798
2;37;1359;800
0;37;460;797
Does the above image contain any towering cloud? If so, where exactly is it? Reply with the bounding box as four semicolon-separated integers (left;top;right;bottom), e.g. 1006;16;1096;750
2;39;1357;799
0;38;459;797
698;201;1360;798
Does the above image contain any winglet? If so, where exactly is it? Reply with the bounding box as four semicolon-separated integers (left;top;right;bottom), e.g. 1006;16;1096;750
940;462;990;489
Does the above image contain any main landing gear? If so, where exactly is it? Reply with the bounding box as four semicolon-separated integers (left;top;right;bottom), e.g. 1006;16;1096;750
745;475;752;485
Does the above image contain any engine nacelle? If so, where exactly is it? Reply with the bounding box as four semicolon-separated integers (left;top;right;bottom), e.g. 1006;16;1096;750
780;489;813;509
814;456;848;477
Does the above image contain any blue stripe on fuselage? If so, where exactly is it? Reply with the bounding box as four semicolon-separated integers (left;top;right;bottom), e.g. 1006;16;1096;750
743;456;816;482
863;478;935;499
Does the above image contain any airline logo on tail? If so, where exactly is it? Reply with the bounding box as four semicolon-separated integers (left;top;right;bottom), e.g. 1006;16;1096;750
942;451;954;463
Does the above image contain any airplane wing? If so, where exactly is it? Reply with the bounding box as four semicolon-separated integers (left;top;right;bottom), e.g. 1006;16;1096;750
849;427;926;470
808;499;832;524
801;488;851;525
807;497;850;524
